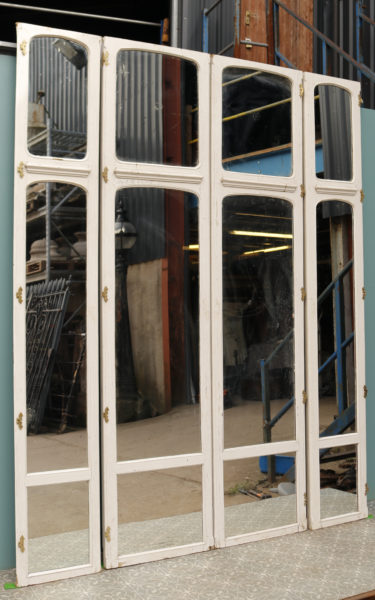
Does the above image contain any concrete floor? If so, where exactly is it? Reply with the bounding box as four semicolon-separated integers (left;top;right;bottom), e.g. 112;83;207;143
1;499;375;599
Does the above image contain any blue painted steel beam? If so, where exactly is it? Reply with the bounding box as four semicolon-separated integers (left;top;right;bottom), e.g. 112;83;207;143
202;9;209;53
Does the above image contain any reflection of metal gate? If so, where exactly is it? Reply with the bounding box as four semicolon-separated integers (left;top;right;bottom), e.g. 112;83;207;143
26;278;70;433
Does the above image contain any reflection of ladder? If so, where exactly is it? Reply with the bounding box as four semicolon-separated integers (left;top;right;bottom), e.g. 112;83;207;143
260;259;355;480
26;278;71;433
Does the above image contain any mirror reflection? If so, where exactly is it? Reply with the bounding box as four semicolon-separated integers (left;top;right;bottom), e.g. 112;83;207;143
28;481;89;573
118;467;203;555
115;188;201;461
222;68;292;176
222;196;295;454
317;201;356;437
26;183;88;472
224;453;297;537
28;37;87;158
315;85;352;180
116;51;198;166
320;445;358;519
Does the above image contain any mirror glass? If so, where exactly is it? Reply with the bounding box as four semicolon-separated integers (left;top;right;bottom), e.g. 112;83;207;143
28;481;89;573
115;188;201;461
320;445;358;519
315;85;352;180
26;183;87;472
28;37;87;159
116;51;198;166
316;201;356;437
118;466;203;555
224;453;297;537
222;196;295;451
222;68;292;176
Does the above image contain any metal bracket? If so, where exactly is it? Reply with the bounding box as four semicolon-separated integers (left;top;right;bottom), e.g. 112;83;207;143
104;526;111;542
18;536;25;553
103;407;109;423
364;385;368;399
17;162;24;178
301;287;306;301
102;50;109;66
16;413;23;430
102;167;109;183
102;286;109;303
16;287;23;304
20;41;27;56
302;390;308;405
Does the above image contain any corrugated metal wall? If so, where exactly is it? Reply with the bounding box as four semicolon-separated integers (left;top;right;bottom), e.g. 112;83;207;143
181;0;235;55
29;37;87;134
314;0;375;109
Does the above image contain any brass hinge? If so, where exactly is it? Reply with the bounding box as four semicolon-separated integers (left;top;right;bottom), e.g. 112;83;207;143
301;287;306;301
102;50;109;66
362;287;367;300
102;167;109;183
16;412;23;430
102;286;109;303
104;526;111;542
365;483;369;496
359;93;364;106
18;535;25;553
16;286;23;304
360;189;365;203
300;184;305;198
20;40;27;56
304;492;307;506
17;162;24;178
299;84;304;97
302;390;308;405
103;407;109;423
364;385;368;399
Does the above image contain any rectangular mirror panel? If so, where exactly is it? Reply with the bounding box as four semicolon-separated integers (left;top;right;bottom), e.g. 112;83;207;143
320;445;358;519
26;183;88;472
115;188;201;461
28;481;89;573
117;466;203;555
224;453;297;538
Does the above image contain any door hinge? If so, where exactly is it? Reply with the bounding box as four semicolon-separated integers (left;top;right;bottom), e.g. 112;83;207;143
301;287;306;301
102;50;109;66
20;40;27;56
364;385;368;399
102;286;109;303
18;535;25;553
302;390;308;404
103;407;109;423
304;492;307;506
16;412;23;430
300;184;305;198
16;286;23;304
102;167;109;183
360;189;365;203
104;526;111;542
362;287;367;300
359;93;364;106
17;162;24;178
365;483;369;496
299;83;304;97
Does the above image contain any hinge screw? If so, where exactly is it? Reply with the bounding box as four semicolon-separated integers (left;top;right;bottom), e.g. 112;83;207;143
16;287;23;304
102;286;109;303
16;413;23;430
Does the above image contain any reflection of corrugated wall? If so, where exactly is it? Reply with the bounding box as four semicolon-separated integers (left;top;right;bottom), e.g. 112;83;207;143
116;50;163;163
181;0;235;55
314;0;375;109
29;37;87;134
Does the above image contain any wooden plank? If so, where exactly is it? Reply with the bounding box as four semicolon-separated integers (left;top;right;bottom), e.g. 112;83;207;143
279;0;313;71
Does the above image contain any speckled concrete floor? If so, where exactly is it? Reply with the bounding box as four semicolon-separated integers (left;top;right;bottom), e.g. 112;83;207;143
1;500;374;600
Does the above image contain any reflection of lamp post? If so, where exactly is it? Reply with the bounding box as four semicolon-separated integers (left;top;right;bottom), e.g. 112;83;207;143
115;198;139;423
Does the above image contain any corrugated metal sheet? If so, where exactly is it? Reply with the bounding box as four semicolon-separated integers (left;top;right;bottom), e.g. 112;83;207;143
29;37;87;135
181;0;235;55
